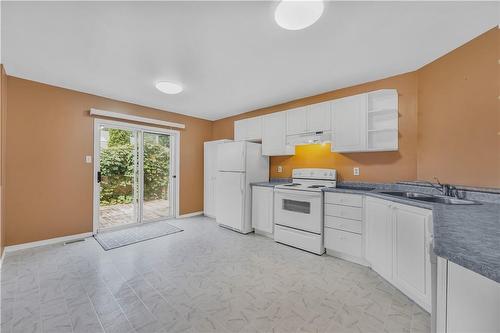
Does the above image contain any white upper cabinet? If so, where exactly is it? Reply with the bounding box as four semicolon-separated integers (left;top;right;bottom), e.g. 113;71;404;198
366;89;398;151
262;111;295;156
286;103;331;136
286;107;308;135
234;120;245;141
307;101;331;132
331;94;367;152
234;116;262;142
233;89;397;153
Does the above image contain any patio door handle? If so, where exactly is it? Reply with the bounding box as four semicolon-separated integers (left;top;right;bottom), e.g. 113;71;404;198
97;171;102;183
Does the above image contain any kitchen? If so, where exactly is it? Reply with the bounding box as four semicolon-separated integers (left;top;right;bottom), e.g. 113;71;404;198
0;2;498;333
205;29;499;333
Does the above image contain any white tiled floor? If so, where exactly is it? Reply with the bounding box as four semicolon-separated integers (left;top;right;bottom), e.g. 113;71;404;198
0;216;430;333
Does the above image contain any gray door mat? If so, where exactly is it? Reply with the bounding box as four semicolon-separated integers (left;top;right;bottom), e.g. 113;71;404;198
94;221;183;250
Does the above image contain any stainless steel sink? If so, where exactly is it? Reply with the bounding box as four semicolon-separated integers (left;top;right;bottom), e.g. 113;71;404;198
336;185;376;191
379;191;434;198
379;191;480;205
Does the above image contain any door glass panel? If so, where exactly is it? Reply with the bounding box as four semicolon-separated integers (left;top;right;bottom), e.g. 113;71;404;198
282;199;310;214
142;132;172;221
98;127;138;229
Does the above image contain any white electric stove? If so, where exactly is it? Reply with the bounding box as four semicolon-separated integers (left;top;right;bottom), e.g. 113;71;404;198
274;168;337;254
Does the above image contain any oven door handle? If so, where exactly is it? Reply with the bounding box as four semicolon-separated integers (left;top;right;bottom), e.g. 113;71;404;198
274;188;322;197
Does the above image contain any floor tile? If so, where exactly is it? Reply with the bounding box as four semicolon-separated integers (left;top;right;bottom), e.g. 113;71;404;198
0;216;431;333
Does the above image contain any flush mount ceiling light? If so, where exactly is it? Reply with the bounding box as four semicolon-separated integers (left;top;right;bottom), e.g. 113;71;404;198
274;0;324;30
155;81;183;94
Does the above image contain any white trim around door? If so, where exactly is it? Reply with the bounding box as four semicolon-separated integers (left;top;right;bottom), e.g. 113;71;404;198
93;118;181;234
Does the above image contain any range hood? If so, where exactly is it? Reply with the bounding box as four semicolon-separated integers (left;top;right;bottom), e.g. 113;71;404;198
286;131;332;146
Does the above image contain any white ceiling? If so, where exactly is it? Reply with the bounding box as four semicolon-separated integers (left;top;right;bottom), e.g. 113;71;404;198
2;1;498;120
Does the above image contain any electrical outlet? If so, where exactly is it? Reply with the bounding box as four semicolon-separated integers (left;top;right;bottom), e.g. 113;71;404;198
85;155;92;164
353;167;360;176
277;166;283;173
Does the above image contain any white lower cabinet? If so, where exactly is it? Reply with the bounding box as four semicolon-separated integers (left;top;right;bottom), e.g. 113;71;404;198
364;196;433;312
324;192;367;266
438;259;500;333
324;228;362;258
392;203;433;312
251;186;274;236
365;197;394;282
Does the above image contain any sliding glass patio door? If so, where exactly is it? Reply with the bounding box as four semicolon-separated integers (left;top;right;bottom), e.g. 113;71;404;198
141;132;173;222
95;121;176;232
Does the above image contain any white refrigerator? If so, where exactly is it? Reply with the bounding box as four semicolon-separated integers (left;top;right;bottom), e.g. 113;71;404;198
216;141;269;234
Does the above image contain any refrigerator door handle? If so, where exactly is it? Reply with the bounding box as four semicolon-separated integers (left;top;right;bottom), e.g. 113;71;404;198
240;176;244;193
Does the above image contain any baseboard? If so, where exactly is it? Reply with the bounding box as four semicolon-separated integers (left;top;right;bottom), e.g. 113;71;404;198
3;232;93;253
177;211;203;218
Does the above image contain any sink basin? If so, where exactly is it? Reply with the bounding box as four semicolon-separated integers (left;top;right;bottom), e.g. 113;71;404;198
379;191;480;205
379;191;433;198
336;185;376;191
407;196;479;205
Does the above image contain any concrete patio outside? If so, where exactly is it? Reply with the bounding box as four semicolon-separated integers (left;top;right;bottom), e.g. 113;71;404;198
99;199;170;229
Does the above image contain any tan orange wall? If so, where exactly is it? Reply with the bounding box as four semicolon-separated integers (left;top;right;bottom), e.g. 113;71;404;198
212;28;500;188
417;28;500;187
0;65;6;255
213;72;419;183
5;77;212;245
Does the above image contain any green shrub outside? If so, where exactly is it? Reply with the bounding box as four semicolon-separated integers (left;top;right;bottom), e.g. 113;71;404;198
100;129;170;206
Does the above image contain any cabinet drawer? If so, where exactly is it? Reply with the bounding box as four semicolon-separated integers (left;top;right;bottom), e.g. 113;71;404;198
325;215;362;234
324;228;362;257
325;192;363;207
325;204;362;221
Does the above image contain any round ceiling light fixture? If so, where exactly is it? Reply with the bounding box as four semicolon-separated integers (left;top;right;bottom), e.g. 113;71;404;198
155;81;183;94
274;0;324;31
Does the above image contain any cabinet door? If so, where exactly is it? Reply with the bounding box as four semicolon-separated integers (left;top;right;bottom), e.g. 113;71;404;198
234;117;262;141
392;204;432;312
447;261;500;333
246;117;262;141
286;107;308;135
331;94;367;152
251;186;274;234
365;197;393;282
234;119;246;141
307;101;331;132
262;112;294;156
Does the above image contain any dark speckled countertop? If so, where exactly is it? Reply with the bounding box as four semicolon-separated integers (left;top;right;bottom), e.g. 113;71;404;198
322;185;500;283
250;179;291;188
250;180;499;282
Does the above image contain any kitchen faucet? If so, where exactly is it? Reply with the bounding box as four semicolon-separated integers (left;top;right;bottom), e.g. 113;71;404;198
422;177;460;198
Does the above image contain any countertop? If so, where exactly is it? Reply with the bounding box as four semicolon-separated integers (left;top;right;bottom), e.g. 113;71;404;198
322;186;500;283
250;180;290;188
